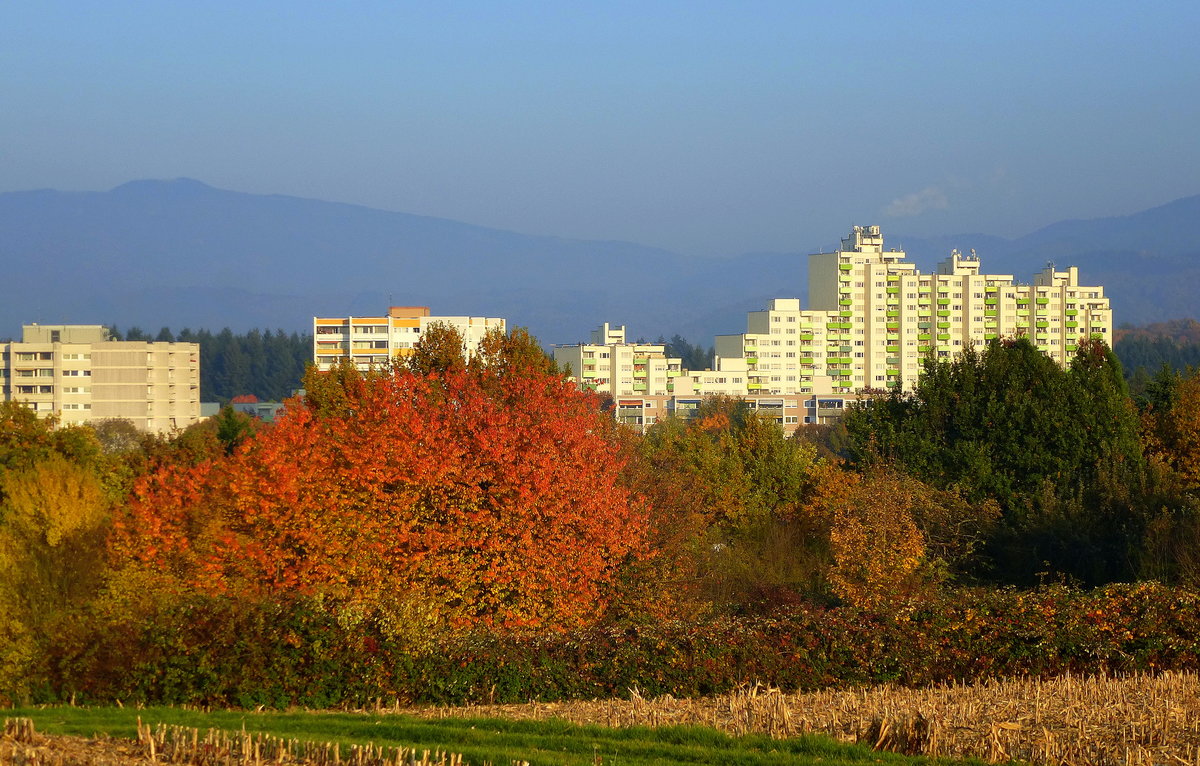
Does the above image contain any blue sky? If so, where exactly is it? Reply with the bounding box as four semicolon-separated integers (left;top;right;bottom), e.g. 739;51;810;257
2;1;1198;255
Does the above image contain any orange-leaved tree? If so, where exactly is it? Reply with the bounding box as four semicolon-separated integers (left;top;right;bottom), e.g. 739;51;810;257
112;335;646;631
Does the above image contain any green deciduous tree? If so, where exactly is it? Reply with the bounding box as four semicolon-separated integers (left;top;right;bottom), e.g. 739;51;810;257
632;397;830;611
845;338;1145;585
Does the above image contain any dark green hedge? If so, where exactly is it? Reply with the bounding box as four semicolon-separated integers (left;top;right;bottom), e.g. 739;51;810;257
41;583;1200;708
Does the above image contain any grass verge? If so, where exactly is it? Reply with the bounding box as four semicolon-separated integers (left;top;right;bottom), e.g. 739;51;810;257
8;706;987;766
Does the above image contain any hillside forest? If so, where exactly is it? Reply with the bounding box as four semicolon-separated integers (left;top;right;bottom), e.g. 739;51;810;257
5;324;1200;707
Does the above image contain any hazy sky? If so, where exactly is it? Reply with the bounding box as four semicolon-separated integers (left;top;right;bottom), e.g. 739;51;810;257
3;1;1198;255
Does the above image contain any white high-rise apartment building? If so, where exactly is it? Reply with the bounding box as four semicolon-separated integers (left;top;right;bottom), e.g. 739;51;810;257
313;306;506;371
552;323;683;397
714;225;1112;396
560;225;1111;430
1;324;201;433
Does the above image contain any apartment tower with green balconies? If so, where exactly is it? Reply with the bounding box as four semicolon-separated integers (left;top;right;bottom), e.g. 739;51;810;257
714;225;1111;396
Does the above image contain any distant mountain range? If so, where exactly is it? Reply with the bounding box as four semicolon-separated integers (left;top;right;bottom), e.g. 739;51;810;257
2;179;1197;346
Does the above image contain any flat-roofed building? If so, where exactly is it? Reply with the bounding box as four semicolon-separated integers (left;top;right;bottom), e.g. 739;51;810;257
552;323;684;398
714;226;1111;403
561;226;1111;430
312;306;506;371
1;324;201;433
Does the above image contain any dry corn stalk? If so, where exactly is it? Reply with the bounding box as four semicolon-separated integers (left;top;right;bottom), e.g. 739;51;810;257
3;719;490;766
414;671;1200;766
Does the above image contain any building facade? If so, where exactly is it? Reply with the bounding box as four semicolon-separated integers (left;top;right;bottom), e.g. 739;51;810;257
559;225;1112;430
712;226;1111;404
552;323;684;398
313;306;506;371
1;324;201;433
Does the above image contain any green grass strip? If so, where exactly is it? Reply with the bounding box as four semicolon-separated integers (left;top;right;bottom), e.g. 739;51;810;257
9;706;992;766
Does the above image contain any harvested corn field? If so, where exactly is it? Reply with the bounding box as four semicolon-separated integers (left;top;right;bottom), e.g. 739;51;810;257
407;671;1200;765
1;718;472;766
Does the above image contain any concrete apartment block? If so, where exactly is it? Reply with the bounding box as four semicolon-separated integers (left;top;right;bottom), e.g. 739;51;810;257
313;306;506;371
1;324;201;434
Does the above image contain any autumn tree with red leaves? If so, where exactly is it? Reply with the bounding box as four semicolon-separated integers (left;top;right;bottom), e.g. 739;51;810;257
111;328;646;631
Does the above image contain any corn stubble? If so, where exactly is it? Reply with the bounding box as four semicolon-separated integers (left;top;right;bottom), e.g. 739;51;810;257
0;718;508;766
429;671;1200;766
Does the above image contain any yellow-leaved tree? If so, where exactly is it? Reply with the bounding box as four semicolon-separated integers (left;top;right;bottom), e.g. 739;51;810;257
820;469;929;612
0;453;110;700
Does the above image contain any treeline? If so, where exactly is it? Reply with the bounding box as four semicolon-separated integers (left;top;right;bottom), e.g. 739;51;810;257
632;334;713;370
1116;318;1200;395
110;326;311;403
7;328;1200;706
